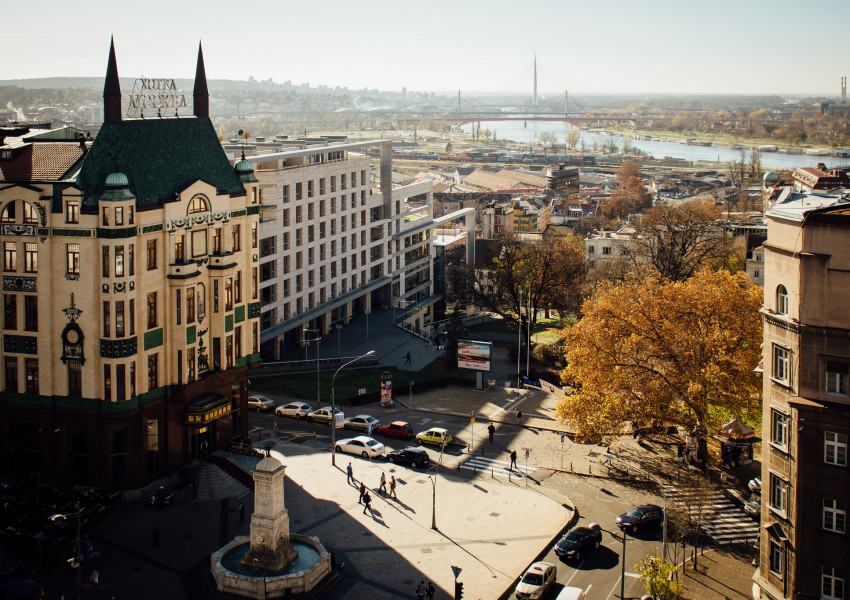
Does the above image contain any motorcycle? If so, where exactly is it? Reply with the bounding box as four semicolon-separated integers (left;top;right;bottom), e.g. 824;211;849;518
148;486;173;510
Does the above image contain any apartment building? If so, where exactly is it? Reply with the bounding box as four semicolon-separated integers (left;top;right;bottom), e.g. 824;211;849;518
0;42;260;489
756;188;850;600
248;141;443;358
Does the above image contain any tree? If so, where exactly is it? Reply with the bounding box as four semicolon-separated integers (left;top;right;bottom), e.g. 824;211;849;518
635;554;683;600
601;160;651;219
621;197;730;282
558;269;762;457
537;132;556;155
466;232;586;330
566;130;581;150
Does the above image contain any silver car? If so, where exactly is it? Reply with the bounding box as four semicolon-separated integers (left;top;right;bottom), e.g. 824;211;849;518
247;395;275;412
275;401;312;419
344;414;380;432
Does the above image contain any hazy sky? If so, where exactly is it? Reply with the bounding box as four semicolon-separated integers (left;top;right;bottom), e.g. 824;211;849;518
4;0;848;96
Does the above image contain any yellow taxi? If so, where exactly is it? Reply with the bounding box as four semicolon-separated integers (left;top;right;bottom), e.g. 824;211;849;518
416;427;453;447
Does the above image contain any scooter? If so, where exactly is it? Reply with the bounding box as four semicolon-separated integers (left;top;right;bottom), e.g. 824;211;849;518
148;486;173;510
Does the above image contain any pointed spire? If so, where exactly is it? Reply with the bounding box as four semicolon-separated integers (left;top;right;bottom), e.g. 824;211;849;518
193;42;209;119
103;37;122;123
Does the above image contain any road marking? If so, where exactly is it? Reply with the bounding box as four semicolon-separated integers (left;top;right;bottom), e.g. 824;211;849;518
625;572;639;578
460;456;537;478
605;576;621;600
419;418;431;424
584;584;592;595
564;562;585;586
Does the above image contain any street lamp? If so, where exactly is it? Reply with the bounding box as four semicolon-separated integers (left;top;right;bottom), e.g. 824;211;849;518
365;309;371;340
335;322;343;358
331;350;375;466
304;327;322;410
604;452;668;561
50;509;83;600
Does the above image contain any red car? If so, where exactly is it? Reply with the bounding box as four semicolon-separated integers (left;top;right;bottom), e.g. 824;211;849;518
375;421;414;440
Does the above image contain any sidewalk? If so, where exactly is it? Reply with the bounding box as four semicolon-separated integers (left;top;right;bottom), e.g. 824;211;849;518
680;546;757;600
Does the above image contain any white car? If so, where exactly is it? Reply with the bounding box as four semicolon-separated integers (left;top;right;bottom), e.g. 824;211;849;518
344;414;380;432
247;395;275;412
275;401;312;419
306;406;344;425
515;561;556;599
335;436;385;459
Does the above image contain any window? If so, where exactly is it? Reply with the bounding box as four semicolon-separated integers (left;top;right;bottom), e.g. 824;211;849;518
235;271;242;304
103;364;111;401
824;568;845;600
116;301;125;337
769;540;782;576
187;347;195;382
101;207;109;226
771;409;788;450
67;244;80;274
282;185;289;203
232;224;242;251
115;246;124;277
251;221;258;248
116;364;125;402
235;325;242;359
3;294;16;330
147;417;160;475
212;228;222;254
5;357;17;393
175;289;181;325
188;195;209;214
23;296;37;332
296;182;302;201
24;358;38;395
147;292;157;329
4;242;16;271
773;345;790;384
147;239;157;270
186;287;195;324
197;283;206;320
307;180;314;198
826;431;848;466
827;361;849;397
24;243;37;273
115;206;124;226
128;244;134;276
213;280;219;313
129;299;135;335
103;301;111;337
147;354;158;390
129;205;135;225
102;246;110;277
65;200;79;224
67;360;81;397
130;361;136;397
226;335;233;368
225;278;233;311
754;269;760;278
175;235;185;263
776;285;788;315
0;203;14;223
252;268;258;300
769;473;787;514
824;499;846;533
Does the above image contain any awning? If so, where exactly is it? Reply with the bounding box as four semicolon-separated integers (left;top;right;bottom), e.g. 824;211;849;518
186;393;230;426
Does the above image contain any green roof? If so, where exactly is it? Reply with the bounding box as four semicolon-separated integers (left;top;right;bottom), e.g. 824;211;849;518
76;116;245;209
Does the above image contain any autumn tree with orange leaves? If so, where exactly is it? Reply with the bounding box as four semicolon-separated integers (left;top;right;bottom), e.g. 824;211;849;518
557;269;762;456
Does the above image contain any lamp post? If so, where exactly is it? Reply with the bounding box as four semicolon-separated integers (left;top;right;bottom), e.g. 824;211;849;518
335;322;343;358
331;350;375;466
304;327;322;410
604;452;668;561
50;509;83;600
365;309;371;340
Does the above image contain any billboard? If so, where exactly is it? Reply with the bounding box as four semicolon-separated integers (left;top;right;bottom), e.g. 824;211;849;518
457;340;492;371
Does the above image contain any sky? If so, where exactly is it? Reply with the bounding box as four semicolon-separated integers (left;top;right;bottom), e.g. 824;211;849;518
3;0;849;97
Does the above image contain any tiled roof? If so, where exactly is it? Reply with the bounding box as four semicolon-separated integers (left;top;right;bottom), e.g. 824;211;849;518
76;116;244;208
0;142;88;182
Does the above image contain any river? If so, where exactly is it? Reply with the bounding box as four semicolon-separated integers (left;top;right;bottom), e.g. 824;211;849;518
459;120;849;170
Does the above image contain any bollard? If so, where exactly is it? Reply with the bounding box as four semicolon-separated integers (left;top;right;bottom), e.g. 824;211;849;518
570;462;573;472
313;430;317;441
480;446;484;456
589;464;592;475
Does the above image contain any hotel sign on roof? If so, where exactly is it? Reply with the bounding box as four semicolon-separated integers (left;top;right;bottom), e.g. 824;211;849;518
126;78;188;118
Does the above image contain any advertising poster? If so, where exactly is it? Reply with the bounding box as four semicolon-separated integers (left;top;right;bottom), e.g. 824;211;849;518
457;340;492;371
380;379;393;407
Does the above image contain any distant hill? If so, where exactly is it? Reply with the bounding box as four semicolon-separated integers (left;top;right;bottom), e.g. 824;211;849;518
0;77;287;92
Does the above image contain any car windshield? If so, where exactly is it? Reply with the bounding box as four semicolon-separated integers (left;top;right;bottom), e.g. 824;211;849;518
627;508;644;518
367;440;381;448
564;531;585;542
521;572;543;585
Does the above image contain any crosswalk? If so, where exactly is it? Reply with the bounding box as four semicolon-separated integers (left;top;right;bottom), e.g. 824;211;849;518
663;485;759;544
459;456;537;478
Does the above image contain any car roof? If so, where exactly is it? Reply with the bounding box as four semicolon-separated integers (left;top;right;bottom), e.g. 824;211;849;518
353;414;374;419
287;401;309;406
529;561;554;571
352;435;380;442
426;427;448;433
637;504;662;511
390;421;409;426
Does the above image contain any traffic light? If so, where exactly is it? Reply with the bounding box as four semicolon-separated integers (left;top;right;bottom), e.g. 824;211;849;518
454;580;464;599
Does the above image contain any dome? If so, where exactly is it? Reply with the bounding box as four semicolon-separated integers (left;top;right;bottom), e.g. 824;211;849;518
763;171;779;183
234;158;258;184
100;172;134;201
105;172;130;187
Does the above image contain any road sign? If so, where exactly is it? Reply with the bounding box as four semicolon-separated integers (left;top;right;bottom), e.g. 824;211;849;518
367;423;373;435
451;565;462;579
560;434;567;444
470;417;475;424
470;410;475;419
524;448;531;459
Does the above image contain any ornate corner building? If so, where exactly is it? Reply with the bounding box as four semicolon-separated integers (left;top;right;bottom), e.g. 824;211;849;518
0;41;261;489
757;188;850;600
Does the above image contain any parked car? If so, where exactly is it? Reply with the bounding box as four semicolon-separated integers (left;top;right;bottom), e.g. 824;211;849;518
344;414;380;432
554;523;602;560
335;436;385;459
275;401;311;419
744;498;761;520
375;421;414;440
386;447;431;469
616;504;664;533
306;406;344;425
748;477;761;494
247;395;275;412
515;561;556;599
416;427;453;447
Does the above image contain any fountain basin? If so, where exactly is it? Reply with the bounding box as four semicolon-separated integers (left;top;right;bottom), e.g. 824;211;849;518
211;534;331;597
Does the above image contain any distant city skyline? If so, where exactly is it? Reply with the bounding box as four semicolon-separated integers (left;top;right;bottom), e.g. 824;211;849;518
3;0;848;97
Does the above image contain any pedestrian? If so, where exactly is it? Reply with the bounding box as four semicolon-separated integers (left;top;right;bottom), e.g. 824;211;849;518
405;351;411;365
379;472;387;495
362;490;371;514
510;449;517;470
390;475;397;499
415;580;426;600
346;462;354;485
359;482;366;504
426;581;436;599
515;407;522;422
151;524;160;547
239;501;245;524
488;422;495;443
90;568;100;588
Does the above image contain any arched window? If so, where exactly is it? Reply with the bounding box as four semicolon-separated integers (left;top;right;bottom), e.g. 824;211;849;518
22;202;38;224
0;202;16;224
188;195;209;215
776;285;788;315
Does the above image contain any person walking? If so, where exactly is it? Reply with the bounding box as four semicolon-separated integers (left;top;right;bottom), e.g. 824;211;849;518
151;524;160;547
405;351;411;365
426;581;436;599
515;407;522;422
510;449;517;470
90;568;100;588
362;490;372;515
359;482;367;504
488;422;495;443
378;472;387;495
239;501;245;524
346;462;354;485
415;580;426;600
390;475;397;499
